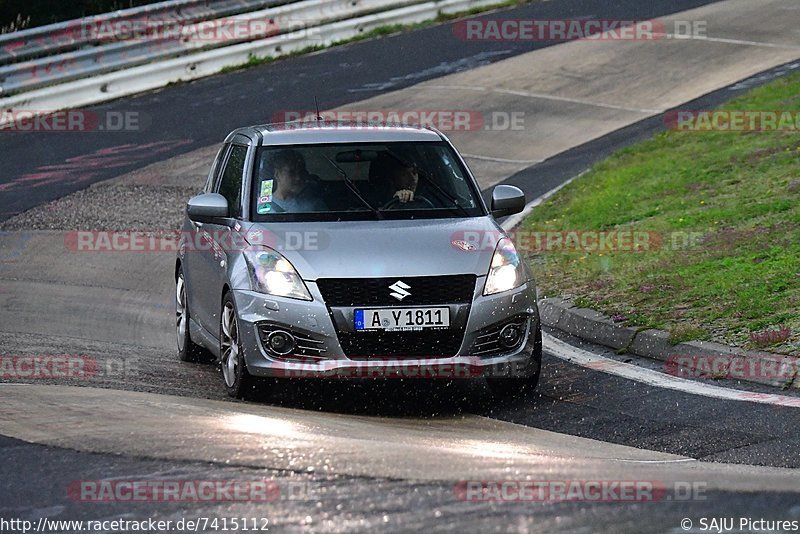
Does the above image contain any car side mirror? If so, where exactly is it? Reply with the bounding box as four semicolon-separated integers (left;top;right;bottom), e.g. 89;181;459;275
186;193;230;224
491;185;526;218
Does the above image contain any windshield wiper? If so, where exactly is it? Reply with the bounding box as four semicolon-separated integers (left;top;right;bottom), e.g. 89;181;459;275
384;150;470;217
324;156;383;220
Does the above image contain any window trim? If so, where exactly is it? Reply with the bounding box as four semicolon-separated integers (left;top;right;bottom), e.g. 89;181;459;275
241;143;257;222
204;144;228;194
214;143;248;219
212;144;233;194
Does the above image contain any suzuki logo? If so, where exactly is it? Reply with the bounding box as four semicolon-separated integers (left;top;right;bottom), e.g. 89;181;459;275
389;280;411;301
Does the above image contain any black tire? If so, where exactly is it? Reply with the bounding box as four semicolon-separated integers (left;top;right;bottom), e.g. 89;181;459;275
176;266;206;362
486;322;542;399
220;292;256;398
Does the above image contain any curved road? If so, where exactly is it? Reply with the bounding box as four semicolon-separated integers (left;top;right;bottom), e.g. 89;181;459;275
1;0;800;531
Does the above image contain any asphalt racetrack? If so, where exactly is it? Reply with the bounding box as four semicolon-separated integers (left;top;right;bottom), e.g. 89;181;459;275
1;0;800;531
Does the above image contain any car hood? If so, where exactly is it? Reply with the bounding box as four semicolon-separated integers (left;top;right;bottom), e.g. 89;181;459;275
243;217;505;280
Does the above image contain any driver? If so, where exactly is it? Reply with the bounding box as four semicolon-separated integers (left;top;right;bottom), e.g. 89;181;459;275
387;160;419;204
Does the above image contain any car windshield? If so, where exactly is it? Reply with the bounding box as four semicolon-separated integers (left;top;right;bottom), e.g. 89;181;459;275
250;141;485;221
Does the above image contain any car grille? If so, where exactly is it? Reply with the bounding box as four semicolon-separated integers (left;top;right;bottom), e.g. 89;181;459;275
469;314;529;357
316;275;476;307
316;275;476;358
336;329;465;359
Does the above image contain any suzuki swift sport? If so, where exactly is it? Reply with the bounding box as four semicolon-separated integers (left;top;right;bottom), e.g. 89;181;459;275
176;121;542;398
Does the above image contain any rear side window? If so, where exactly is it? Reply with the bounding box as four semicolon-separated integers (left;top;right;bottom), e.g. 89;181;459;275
217;145;248;218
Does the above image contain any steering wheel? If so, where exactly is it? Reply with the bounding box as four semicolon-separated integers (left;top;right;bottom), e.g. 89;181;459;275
380;194;435;210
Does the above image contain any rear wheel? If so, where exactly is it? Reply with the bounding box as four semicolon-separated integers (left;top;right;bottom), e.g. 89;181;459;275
486;323;542;399
176;267;205;362
220;292;255;398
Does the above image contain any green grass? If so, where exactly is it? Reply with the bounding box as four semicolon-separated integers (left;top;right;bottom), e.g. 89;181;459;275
218;45;327;74
522;72;800;355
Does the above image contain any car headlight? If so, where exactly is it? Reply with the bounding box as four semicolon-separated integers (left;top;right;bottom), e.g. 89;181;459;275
483;237;526;295
243;247;312;301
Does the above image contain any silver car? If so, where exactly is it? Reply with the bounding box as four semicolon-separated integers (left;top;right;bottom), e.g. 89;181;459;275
175;121;542;398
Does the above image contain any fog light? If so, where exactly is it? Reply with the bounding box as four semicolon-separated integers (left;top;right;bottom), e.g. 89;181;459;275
267;330;296;355
499;323;522;348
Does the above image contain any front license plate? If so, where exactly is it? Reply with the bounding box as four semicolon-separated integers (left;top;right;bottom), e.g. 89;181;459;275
354;307;450;331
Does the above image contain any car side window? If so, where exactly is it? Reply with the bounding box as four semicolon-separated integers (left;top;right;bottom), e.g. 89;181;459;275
216;145;247;218
204;144;229;193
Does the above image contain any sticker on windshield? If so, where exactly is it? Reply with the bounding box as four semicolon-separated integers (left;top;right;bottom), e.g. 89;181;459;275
257;179;274;214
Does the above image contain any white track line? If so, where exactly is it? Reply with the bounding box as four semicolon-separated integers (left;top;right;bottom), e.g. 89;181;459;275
544;333;800;408
462;153;543;165
500;178;800;409
425;84;661;114
494;88;661;114
654;34;800;51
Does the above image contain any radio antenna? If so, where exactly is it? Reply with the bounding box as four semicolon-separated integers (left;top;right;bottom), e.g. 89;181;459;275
314;96;322;121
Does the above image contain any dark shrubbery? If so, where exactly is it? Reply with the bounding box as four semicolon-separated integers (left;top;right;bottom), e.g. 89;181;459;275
1;0;164;33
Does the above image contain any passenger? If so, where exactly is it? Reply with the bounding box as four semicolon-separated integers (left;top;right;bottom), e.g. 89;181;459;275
266;149;326;212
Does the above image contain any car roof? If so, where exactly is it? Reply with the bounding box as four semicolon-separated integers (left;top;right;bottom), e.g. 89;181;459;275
224;120;446;146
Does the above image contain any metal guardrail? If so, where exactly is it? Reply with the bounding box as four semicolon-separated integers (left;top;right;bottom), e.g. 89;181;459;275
0;0;502;127
0;0;430;96
0;0;337;95
0;0;303;94
0;0;295;66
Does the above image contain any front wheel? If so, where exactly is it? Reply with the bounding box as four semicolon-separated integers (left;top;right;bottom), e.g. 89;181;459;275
486;323;542;399
220;292;256;398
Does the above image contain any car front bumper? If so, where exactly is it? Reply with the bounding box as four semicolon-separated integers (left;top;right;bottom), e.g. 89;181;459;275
231;278;540;379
